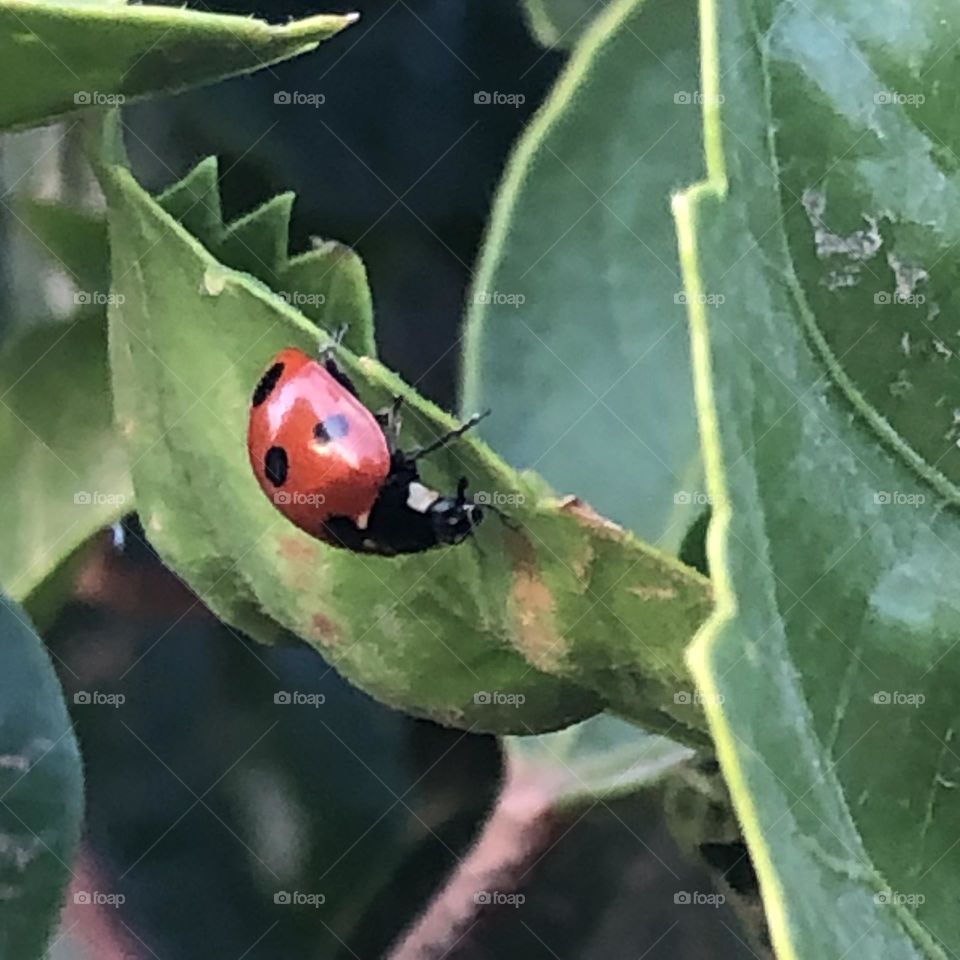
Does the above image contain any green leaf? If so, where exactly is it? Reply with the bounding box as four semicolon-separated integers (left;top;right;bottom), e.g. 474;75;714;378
0;594;83;958
155;155;223;244
770;6;960;502
676;0;960;955
463;0;704;554
98;154;713;738
0;4;355;131
278;242;375;357
155;157;376;358
0;315;131;602
522;0;611;48
217;192;295;281
17;198;109;293
507;713;693;808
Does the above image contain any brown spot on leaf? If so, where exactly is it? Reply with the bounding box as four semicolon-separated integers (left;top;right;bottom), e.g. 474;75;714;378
279;536;326;593
509;555;566;672
311;613;342;645
280;537;320;564
555;495;622;534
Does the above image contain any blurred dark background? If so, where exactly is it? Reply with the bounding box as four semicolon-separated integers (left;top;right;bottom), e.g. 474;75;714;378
127;0;560;408
20;1;754;956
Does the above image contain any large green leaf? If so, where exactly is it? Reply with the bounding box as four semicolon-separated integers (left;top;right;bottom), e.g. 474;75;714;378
467;0;707;792
97;153;713;739
463;0;703;554
0;4;354;131
677;0;960;955
772;2;960;500
0;316;130;602
0;594;83;958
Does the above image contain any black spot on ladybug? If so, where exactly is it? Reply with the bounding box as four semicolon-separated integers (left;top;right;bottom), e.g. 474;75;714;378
252;362;285;407
314;413;350;443
264;446;288;487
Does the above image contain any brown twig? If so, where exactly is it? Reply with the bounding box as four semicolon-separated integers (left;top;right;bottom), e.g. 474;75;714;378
387;755;571;960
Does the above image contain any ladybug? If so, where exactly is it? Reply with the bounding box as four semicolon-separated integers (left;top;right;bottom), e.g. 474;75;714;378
247;347;489;555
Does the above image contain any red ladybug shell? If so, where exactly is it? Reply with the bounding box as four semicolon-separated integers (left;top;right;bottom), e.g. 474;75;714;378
247;348;391;536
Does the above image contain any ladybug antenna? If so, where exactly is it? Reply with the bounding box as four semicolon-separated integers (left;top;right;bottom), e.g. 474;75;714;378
409;410;491;461
477;499;521;531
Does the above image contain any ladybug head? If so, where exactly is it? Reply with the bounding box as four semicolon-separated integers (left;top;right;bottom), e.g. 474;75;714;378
428;493;484;546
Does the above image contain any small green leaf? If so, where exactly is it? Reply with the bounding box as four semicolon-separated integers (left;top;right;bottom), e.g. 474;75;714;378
676;0;960;955
278;242;375;358
0;3;355;131
98;154;712;738
507;713;693;808
156;155;223;243
0;315;131;602
0;594;84;958
218;192;295;282
463;0;703;553
155;157;375;357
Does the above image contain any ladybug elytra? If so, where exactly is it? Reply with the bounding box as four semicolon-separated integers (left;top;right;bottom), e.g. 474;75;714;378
247;347;488;555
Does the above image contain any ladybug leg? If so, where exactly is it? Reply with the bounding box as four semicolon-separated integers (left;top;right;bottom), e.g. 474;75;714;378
375;395;404;451
318;324;348;362
317;351;360;399
408;409;491;461
325;324;349;349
